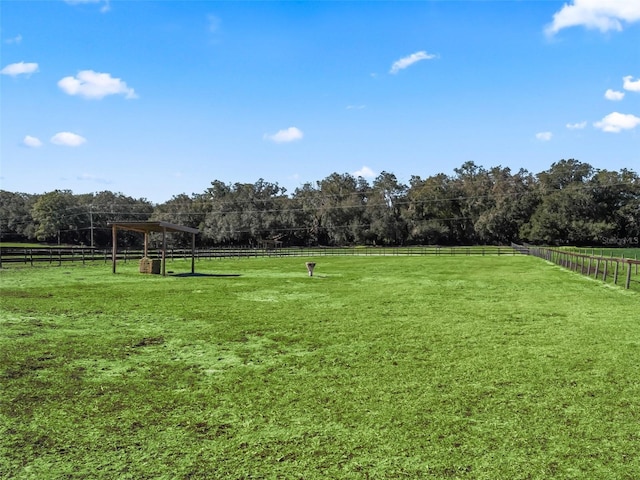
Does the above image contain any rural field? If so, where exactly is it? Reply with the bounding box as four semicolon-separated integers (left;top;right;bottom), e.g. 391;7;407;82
1;255;640;479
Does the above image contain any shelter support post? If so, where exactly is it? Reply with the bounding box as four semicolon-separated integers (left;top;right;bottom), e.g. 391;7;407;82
111;225;117;274
191;233;196;274
162;227;167;276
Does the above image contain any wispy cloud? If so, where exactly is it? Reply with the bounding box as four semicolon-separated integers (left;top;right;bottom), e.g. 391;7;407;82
77;173;111;184
605;89;625;101
353;166;376;179
23;135;43;148
566;121;587;130
51;132;87;147
1;61;38;77
346;105;366;110
58;70;137;100
546;0;640;36
264;127;304;143
623;75;640;92
5;34;22;45
64;0;110;13
390;51;438;74
594;112;640;133
535;132;553;141
207;14;221;33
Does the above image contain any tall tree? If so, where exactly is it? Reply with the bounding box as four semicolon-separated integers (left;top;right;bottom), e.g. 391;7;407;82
588;168;640;244
83;191;154;247
520;160;598;245
152;193;207;247
316;173;367;245
365;172;407;245
0;190;36;241
450;161;492;244
202;179;288;245
291;183;323;246
31;190;77;244
403;174;455;244
474;167;537;244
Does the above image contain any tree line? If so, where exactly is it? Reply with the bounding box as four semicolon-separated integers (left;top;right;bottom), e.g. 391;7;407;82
1;159;639;248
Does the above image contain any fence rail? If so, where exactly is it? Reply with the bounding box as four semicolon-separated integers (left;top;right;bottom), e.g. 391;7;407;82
513;243;640;290
0;245;522;267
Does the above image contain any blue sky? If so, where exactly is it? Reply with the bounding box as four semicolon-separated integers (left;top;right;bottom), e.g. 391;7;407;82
2;0;639;203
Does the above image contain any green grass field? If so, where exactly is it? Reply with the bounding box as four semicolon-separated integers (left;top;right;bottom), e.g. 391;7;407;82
1;256;639;479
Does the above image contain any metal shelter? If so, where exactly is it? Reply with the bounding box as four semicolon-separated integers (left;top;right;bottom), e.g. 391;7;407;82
108;221;199;276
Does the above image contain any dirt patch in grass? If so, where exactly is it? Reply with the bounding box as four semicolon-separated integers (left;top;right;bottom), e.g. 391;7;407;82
0;290;53;299
131;336;165;348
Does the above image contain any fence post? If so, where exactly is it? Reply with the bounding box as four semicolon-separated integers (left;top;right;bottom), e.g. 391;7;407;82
625;261;632;289
602;259;608;282
613;261;619;285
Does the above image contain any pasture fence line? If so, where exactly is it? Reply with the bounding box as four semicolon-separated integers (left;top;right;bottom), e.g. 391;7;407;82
512;243;640;290
0;245;522;268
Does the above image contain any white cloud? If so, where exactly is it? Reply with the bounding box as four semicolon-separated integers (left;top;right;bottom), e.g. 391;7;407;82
58;70;137;99
536;131;553;141
51;132;87;147
390;51;438;74
5;34;22;45
623;75;640;92
353;166;376;179
263;127;304;143
605;89;625;101
346;105;366;110
1;61;38;77
566;121;587;130
23;135;43;148
546;0;640;36
594;112;640;133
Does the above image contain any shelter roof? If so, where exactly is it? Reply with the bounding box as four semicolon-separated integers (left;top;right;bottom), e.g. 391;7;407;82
108;221;199;235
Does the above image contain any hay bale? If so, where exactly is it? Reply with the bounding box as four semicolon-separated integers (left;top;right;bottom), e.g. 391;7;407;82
140;257;161;274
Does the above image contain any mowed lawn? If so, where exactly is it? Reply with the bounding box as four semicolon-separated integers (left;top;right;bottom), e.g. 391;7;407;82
1;255;639;479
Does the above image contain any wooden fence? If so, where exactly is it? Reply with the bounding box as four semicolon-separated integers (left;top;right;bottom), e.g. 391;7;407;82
0;245;522;268
512;243;640;290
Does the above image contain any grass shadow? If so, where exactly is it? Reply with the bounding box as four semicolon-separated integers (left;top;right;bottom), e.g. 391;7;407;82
169;272;241;278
